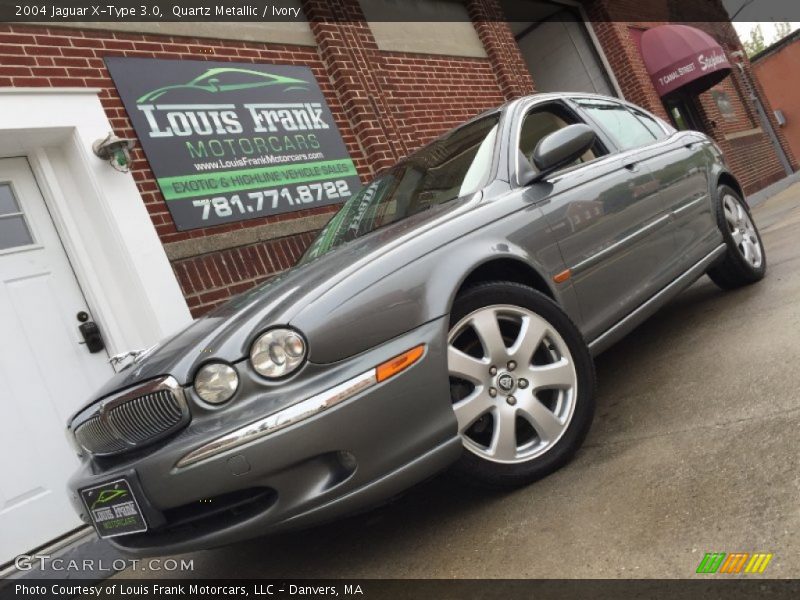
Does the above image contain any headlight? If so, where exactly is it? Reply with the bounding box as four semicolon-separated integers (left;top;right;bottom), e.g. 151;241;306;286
194;362;239;404
250;328;306;378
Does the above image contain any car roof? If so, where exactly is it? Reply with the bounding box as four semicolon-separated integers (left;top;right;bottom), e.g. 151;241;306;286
444;92;648;136
507;91;635;110
504;92;674;133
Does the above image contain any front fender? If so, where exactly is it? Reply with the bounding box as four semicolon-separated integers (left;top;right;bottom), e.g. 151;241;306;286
291;204;568;364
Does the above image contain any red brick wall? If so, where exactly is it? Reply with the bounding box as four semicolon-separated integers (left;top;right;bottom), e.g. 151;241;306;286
467;0;536;99
0;25;362;245
381;52;506;151
752;37;800;164
172;231;319;313
1;15;515;316
687;22;796;192
587;1;796;194
15;2;789;320
0;24;355;316
304;0;513;168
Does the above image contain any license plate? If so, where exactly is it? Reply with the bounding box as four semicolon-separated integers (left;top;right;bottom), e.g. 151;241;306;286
80;478;148;538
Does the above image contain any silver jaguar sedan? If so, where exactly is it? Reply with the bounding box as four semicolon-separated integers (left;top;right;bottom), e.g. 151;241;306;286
66;93;765;556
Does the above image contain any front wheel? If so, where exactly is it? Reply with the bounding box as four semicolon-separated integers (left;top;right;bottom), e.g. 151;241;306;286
447;282;596;488
707;185;766;289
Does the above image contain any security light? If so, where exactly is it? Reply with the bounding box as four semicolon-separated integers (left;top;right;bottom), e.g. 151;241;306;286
92;132;135;173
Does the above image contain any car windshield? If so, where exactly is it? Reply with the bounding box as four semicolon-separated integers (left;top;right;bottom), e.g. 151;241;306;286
300;113;500;263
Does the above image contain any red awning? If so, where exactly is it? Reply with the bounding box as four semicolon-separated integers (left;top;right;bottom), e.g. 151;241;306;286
640;24;732;97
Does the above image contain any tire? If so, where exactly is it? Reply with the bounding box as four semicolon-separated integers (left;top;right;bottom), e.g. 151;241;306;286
707;184;766;290
447;281;595;488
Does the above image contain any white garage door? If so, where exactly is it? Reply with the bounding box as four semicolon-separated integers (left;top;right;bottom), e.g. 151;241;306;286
512;9;615;96
0;157;113;565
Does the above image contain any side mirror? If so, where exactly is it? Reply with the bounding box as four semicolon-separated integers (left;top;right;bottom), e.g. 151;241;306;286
528;123;597;183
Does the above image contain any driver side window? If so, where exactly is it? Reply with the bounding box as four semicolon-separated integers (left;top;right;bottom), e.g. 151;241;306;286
518;103;605;175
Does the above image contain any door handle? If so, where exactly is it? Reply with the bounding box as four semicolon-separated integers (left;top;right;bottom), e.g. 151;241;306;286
623;162;639;172
684;141;698;149
77;311;105;354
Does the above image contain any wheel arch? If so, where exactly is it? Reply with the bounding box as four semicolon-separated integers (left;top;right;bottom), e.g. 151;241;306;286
454;257;557;304
716;171;746;204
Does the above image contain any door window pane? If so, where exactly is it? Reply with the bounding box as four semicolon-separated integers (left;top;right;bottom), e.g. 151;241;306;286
577;99;657;151
0;215;34;250
518;104;604;174
0;184;34;250
0;184;20;215
631;109;668;140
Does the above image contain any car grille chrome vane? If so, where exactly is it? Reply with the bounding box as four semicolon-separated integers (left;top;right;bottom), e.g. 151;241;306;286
71;376;190;456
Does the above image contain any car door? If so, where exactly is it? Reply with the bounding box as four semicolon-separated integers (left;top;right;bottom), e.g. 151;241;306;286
513;98;678;342
650;127;718;270
612;104;716;271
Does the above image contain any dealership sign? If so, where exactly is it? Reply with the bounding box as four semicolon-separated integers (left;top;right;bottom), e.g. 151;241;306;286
106;58;360;231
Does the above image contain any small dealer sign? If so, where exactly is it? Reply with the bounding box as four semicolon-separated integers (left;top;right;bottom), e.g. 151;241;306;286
107;57;360;231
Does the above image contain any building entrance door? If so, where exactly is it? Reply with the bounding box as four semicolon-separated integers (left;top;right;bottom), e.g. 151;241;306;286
665;95;705;131
0;157;114;565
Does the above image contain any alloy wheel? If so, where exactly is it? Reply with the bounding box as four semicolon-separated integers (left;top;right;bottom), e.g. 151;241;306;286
447;305;578;464
723;194;763;269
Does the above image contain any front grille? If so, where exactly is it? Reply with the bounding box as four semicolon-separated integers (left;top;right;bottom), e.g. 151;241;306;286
107;390;185;443
74;416;128;454
71;376;190;457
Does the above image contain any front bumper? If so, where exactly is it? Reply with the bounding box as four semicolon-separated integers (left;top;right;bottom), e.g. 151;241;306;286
67;317;460;557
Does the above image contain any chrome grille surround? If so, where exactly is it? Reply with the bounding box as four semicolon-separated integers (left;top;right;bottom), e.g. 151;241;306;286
71;376;190;457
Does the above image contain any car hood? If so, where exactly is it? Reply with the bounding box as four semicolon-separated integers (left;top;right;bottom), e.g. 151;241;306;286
82;194;480;406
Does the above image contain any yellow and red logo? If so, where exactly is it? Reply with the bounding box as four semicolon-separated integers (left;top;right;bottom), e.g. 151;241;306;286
696;552;773;574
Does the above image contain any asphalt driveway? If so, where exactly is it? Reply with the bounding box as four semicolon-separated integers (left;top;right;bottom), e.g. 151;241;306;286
120;183;800;579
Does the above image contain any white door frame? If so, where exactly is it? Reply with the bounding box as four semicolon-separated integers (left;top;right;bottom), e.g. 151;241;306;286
0;88;192;358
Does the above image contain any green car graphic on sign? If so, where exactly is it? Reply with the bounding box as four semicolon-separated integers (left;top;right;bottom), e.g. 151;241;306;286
136;67;310;103
90;488;129;509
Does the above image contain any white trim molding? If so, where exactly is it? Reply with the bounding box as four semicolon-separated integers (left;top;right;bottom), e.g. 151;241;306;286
0;88;192;357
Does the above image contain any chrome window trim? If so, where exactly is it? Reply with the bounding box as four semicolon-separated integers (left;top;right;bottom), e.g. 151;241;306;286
509;95;616;188
568;94;674;137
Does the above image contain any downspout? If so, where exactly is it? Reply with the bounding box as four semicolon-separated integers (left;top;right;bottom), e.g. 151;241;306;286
731;51;793;176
